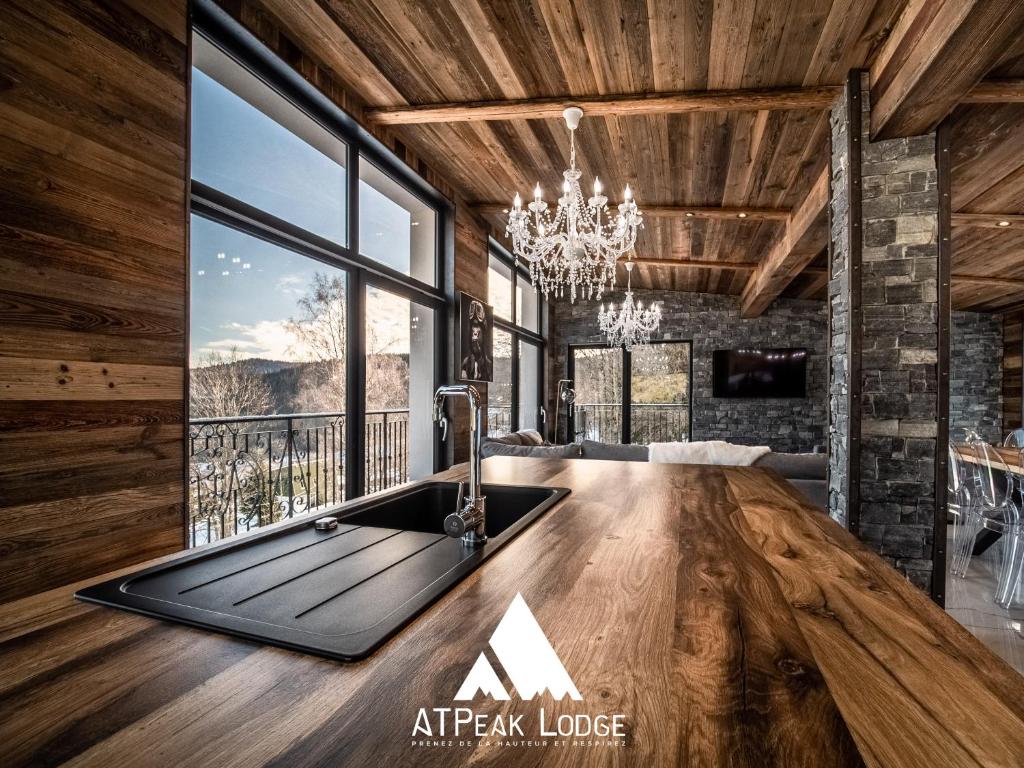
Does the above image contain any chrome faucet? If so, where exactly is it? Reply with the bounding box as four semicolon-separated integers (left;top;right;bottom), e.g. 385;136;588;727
432;384;486;545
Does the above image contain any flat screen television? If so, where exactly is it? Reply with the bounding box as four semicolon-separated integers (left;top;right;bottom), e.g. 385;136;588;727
712;348;807;398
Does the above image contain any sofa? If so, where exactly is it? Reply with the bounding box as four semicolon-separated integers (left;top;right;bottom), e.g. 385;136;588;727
481;431;827;510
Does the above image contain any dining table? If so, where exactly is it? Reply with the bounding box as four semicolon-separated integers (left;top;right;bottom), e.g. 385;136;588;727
955;443;1024;475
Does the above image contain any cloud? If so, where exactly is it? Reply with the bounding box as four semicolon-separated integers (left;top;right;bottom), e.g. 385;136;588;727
276;274;307;296
195;320;306;364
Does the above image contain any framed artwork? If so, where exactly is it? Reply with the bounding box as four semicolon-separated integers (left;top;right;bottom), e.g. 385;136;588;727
457;292;493;382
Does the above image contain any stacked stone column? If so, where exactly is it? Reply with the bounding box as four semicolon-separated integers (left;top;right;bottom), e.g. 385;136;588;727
829;72;944;594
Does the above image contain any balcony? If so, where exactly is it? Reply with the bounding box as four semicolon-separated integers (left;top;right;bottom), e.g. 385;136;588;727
188;409;409;547
573;403;689;445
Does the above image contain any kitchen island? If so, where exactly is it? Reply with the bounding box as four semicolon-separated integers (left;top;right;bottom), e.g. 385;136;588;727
1;457;1022;767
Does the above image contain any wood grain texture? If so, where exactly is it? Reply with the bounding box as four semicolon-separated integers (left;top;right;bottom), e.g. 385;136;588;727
0;0;190;603
869;0;1024;140
956;443;1024;475
1;457;1021;767
254;0;906;294
364;85;843;124
740;165;830;316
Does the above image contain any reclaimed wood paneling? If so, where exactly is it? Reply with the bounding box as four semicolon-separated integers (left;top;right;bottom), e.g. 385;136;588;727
0;0;493;604
253;0;905;295
0;0;190;603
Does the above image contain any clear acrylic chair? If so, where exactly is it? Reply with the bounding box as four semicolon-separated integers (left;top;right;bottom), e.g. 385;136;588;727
993;443;1024;609
951;441;1018;587
1005;427;1024;449
947;440;972;565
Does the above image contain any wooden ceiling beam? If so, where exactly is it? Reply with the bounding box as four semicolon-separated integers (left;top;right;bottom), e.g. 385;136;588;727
952;274;1024;288
618;257;1022;290
739;167;830;317
951;212;1024;229
475;203;789;221
364;86;843;125
869;1;1024;140
962;79;1024;104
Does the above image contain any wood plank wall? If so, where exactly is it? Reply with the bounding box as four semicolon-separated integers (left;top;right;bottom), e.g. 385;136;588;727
0;0;190;603
1003;312;1023;434
0;0;491;605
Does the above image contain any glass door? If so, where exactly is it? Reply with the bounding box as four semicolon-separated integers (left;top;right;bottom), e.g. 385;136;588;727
569;347;624;443
630;342;691;443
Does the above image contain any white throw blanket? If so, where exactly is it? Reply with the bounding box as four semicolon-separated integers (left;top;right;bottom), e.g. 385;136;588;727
648;440;770;466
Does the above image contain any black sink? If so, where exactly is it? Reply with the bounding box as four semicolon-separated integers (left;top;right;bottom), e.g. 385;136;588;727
76;481;569;661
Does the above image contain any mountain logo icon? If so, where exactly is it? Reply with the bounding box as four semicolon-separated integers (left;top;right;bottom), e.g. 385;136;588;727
454;593;582;701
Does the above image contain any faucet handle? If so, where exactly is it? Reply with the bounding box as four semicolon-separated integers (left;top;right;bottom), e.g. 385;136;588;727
438;414;449;442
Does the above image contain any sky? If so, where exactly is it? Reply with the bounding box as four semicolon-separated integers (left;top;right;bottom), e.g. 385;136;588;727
189;65;430;366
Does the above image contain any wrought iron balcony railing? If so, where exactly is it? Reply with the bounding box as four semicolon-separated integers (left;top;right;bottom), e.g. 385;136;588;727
188;409;409;547
573;402;689;445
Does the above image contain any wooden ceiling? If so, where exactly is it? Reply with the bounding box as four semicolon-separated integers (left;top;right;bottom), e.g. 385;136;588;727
949;35;1024;312
258;0;1024;312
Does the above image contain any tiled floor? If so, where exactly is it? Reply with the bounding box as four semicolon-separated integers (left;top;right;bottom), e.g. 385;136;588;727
945;530;1024;676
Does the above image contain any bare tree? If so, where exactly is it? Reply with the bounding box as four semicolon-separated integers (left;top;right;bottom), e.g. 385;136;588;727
190;347;273;418
365;322;409;411
286;273;347;413
287;273;410;413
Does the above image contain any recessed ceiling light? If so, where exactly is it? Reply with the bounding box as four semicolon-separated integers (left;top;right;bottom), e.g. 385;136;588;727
737;212;748;219
998;220;1011;227
685;212;694;218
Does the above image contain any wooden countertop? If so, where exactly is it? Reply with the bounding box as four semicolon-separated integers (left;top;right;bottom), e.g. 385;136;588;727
2;457;1023;767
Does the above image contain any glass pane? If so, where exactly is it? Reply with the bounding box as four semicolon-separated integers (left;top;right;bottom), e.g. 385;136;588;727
517;279;540;333
191;37;347;244
359;159;437;285
518;340;541;432
631;343;691;444
188;215;347;546
488;256;513;321
364;286;436;492
571;348;623;443
488;329;514;436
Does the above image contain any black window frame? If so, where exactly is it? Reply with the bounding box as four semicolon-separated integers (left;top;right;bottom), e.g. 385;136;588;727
567;340;693;444
189;0;450;499
487;237;546;435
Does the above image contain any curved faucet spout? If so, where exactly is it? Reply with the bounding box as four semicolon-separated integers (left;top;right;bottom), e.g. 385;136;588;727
432;384;486;545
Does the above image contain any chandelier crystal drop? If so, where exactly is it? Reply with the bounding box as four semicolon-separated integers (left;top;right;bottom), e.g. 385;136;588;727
506;107;643;303
598;260;661;350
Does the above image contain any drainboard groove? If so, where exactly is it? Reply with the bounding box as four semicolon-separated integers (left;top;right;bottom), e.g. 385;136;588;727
178;525;365;595
231;529;407;606
293;534;448;619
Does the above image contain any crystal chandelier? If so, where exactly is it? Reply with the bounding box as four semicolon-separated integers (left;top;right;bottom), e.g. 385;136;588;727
598;260;661;350
506;107;642;302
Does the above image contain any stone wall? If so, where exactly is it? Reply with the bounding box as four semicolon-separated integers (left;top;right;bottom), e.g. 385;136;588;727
829;72;942;593
951;311;1003;443
549;291;827;452
828;80;854;529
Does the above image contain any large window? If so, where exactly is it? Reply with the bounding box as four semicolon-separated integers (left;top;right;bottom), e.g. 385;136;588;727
187;18;446;546
569;342;691;445
486;240;545;437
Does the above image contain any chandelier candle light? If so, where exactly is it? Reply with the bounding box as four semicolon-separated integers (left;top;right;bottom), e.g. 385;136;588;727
506;107;643;302
599;260;661;350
